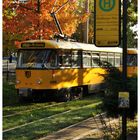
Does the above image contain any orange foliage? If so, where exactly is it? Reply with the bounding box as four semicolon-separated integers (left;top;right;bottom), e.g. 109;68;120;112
3;0;86;40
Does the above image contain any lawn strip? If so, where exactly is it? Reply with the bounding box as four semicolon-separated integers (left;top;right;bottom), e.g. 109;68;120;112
3;102;102;140
3;100;101;131
3;95;98;116
3;97;101;130
3;102;64;118
3;102;57;116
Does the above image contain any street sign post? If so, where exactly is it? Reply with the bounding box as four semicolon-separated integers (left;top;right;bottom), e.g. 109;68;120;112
94;0;121;47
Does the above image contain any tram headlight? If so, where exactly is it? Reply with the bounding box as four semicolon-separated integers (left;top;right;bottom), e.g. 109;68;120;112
16;80;20;84
36;79;42;84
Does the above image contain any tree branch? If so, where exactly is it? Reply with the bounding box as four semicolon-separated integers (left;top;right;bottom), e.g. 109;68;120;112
18;3;37;13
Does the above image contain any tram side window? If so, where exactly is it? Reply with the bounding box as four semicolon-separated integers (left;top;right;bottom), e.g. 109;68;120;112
127;54;137;66
115;53;121;67
72;51;81;68
58;50;72;68
108;52;115;67
83;51;92;68
100;52;108;67
91;52;100;67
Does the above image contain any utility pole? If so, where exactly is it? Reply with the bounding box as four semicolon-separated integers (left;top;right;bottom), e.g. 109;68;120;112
122;0;128;139
83;0;89;43
37;0;41;39
37;0;40;13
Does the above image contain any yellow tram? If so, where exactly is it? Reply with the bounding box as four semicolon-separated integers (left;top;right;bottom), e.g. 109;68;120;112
15;40;123;101
127;48;137;77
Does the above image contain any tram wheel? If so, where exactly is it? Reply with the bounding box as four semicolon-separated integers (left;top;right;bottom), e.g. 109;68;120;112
75;87;83;100
58;88;71;102
70;87;83;100
78;91;83;99
63;91;71;102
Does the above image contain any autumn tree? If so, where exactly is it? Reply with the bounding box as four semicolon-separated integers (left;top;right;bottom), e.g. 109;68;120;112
72;0;94;43
128;0;137;26
3;0;88;56
127;0;137;48
3;0;85;40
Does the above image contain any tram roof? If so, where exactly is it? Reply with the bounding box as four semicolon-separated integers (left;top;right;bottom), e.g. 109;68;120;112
22;40;122;53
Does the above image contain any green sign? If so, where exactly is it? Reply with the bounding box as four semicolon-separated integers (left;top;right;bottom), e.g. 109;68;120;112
99;0;115;12
94;0;121;47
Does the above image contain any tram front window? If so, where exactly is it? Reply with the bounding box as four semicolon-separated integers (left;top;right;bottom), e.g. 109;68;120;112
17;49;58;68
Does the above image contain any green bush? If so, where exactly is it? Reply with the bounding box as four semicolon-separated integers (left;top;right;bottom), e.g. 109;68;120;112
101;67;137;119
3;82;19;106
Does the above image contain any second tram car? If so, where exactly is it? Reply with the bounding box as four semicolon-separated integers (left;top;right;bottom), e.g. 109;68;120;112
127;48;137;77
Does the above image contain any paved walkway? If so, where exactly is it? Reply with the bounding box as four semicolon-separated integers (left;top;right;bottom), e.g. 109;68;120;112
39;114;120;140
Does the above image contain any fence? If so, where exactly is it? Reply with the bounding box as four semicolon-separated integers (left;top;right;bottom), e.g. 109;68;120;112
3;60;16;84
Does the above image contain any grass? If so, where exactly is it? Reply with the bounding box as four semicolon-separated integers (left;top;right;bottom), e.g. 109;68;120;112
3;81;103;139
3;97;101;130
79;116;137;140
3;102;102;140
102;116;137;140
127;117;137;135
3;96;100;116
3;102;59;116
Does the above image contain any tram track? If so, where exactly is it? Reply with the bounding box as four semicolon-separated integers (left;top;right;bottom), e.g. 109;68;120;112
3;101;102;133
3;102;64;118
3;96;96;117
3;101;61;116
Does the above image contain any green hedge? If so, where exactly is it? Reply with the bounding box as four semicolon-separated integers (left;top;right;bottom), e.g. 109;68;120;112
3;82;19;106
101;67;137;119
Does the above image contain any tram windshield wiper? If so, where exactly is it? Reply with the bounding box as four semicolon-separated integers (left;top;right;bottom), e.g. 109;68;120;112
41;63;49;69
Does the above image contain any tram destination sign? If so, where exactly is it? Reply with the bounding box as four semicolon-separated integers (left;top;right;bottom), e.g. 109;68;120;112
94;0;121;47
21;42;45;48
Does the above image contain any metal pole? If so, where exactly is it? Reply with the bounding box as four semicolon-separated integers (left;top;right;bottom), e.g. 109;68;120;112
50;0;70;36
37;0;40;13
122;110;127;140
37;0;41;39
6;61;9;81
122;0;128;139
123;0;127;81
83;0;89;43
51;13;63;35
54;0;70;14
